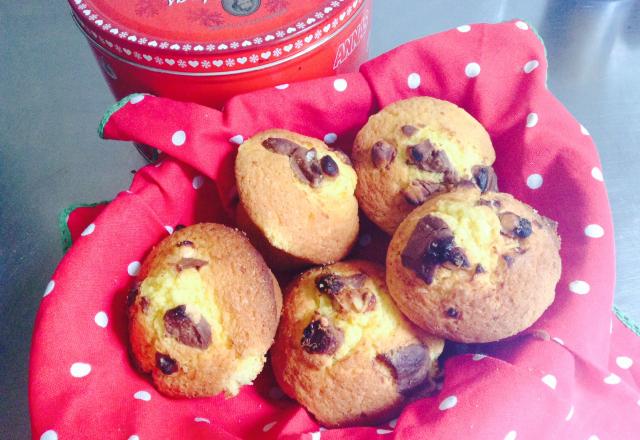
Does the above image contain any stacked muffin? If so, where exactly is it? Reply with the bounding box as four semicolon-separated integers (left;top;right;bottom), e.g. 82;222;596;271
128;97;561;428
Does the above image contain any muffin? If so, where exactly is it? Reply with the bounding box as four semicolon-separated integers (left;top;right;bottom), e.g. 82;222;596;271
235;129;359;270
128;223;282;397
386;188;561;343
271;261;444;427
352;96;497;234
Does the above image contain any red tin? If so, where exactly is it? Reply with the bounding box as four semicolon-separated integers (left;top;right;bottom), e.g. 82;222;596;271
69;0;371;109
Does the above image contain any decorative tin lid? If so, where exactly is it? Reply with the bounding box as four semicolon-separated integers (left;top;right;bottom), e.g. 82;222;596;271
70;0;365;73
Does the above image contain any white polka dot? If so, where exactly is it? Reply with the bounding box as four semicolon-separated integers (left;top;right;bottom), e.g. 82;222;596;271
129;94;145;104
569;280;590;295
192;175;204;189
70;362;91;378
526;173;543;189
263;421;277;432
565;405;574;421
134;390;152;401
333;78;347;92
591;167;603;182
81;223;96;236
465;62;481;78
323;133;337;144
94;311;108;328
310;432;321;440
269;386;284;399
552;337;565;345
584;224;604;238
358;233;372;247
275;83;289;90
604;373;621;385
43;280;55;297
171;130;186;147
580;124;590;135
515;20;529;30
457;24;471;32
523;60;539;74
229;134;244;145
438;395;458;410
128;436;140;440
526;112;539;128
164;225;174;234
504;431;517;440
407;72;421;89
40;430;58;440
194;417;211;424
127;261;141;276
389;418;398;428
376;429;393;435
616;356;633;369
472;353;486;361
541;374;557;389
588;436;600;440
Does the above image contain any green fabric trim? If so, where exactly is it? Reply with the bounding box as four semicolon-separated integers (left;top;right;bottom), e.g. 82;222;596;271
58;200;111;253
97;94;142;139
613;306;640;337
524;20;549;88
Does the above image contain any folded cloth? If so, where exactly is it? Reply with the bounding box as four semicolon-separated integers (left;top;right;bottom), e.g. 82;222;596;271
30;20;640;440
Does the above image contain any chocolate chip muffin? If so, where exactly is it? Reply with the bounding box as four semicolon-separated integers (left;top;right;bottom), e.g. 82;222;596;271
128;223;282;397
235;129;359;270
271;260;444;428
352;96;497;234
386;187;561;343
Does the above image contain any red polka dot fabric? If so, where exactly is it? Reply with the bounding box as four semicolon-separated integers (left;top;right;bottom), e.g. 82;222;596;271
31;21;640;439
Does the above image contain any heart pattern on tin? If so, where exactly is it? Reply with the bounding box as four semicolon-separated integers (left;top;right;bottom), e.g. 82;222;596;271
188;60;199;67
237;57;247;64
261;51;271;60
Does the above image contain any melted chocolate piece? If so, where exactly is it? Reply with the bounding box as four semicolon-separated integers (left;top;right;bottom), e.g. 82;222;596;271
401;216;470;284
320;155;339;177
262;137;301;155
446;307;460;318
402;180;444;206
475;264;485;274
156;353;178;375
503;254;515;267
499;212;533;239
315;273;345;295
371;141;396;168
401;125;418;137
164;305;212;349
301;316;344;355
406;141;458;182
315;273;374;313
378;344;431;395
290;147;323;187
176;258;208;272
472;166;499;193
177;240;194;247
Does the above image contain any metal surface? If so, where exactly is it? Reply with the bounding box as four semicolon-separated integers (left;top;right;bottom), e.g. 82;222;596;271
1;0;639;437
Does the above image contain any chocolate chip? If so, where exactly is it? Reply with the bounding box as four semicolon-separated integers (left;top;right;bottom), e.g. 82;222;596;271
378;344;431;395
503;254;515;267
315;273;373;313
301;316;344;355
446;307;460;318
163;305;212;349
402;180;444;206
475;264;485;274
315;273;344;296
320;155;339;177
140;296;149;313
177;240;194;247
401;125;418;137
127;283;141;307
406;141;458;181
499;212;532;239
156;353;178;375
174;224;186;231
262;137;301;155
176;258;208;272
290;147;323;187
371;141;396;168
472;166;499;193
401;216;470;284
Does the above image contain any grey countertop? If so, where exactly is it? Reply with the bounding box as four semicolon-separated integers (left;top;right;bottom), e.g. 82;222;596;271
1;0;639;437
